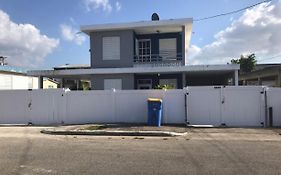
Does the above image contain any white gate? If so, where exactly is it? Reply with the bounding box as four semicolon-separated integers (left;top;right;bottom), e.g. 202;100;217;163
187;87;222;126
267;88;281;126
187;86;265;127
27;89;64;125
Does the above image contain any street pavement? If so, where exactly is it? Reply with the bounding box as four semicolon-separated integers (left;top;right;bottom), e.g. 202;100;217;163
0;127;281;175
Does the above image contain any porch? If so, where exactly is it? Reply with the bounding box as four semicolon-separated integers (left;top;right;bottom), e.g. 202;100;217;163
28;64;240;90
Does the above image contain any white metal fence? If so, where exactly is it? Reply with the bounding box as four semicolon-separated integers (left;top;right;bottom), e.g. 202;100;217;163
266;88;281;126
0;89;186;125
186;86;265;127
0;87;280;126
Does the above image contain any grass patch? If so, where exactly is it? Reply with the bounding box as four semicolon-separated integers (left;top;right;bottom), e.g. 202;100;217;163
82;125;106;130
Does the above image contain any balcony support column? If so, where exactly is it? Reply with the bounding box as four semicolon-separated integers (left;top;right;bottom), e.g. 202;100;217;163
234;70;239;86
182;26;186;65
182;73;186;88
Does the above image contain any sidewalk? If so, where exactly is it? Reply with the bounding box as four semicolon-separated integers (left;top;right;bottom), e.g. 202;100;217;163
41;124;190;137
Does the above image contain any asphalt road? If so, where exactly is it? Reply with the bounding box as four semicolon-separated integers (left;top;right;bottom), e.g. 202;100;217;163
0;127;281;175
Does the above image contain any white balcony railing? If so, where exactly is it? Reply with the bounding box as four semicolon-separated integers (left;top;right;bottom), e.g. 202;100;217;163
134;52;183;67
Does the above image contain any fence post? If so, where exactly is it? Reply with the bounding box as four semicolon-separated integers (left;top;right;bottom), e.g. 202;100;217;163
268;107;273;127
112;89;116;123
220;86;225;126
263;88;267;127
184;87;189;125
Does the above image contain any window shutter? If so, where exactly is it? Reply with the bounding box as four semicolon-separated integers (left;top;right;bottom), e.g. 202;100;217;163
159;38;177;61
102;37;120;60
104;79;122;90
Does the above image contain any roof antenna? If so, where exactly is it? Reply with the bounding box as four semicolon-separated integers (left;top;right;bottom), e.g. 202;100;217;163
151;13;160;21
0;56;7;66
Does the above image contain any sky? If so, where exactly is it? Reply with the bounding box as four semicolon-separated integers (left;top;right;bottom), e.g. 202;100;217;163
0;0;280;69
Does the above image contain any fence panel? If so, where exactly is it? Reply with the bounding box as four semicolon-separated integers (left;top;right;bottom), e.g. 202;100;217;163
162;90;186;124
222;86;264;126
28;89;64;125
0;87;279;126
114;90;163;123
267;88;281;126
64;90;115;124
0;90;28;124
187;87;222;126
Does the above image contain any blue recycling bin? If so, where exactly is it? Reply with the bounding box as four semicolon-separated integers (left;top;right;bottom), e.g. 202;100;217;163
147;98;162;127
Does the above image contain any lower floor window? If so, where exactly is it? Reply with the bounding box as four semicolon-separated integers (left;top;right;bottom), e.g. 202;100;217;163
104;79;122;90
159;79;177;89
137;79;152;89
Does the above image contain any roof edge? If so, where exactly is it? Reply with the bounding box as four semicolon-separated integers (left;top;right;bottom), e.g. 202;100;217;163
81;18;193;34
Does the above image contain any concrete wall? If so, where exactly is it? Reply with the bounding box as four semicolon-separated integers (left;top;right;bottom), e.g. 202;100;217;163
91;74;134;90
90;30;134;68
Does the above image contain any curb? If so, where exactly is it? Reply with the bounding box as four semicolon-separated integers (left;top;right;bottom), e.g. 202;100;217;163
41;129;186;137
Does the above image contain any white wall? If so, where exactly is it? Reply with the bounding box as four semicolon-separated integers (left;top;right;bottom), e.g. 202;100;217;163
0;74;12;89
0;89;186;125
0;73;38;90
63;89;185;124
0;87;280;126
0;90;28;124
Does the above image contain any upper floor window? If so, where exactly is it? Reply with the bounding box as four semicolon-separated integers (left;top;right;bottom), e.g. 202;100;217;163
136;39;151;62
159;38;177;61
102;36;120;60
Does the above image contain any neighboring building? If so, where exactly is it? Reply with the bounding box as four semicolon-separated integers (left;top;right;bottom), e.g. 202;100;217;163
43;78;59;89
28;16;240;90
0;66;38;90
239;64;281;87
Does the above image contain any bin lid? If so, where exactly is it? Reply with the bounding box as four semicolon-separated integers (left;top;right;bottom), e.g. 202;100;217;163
148;98;162;102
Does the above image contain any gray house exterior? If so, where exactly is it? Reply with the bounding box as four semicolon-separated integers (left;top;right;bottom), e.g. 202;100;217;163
28;17;240;90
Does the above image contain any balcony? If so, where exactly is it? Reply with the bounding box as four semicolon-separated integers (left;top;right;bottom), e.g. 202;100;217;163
133;52;183;67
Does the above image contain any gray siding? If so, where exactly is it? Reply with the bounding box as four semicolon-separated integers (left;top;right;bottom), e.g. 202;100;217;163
90;30;134;68
91;74;134;90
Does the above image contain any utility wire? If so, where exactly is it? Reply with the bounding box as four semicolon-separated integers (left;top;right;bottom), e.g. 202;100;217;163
194;0;272;21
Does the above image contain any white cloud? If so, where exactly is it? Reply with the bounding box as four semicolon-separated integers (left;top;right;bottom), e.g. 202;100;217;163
84;0;112;13
189;0;281;65
84;0;122;13
69;17;76;25
0;10;59;67
115;1;121;11
60;24;86;45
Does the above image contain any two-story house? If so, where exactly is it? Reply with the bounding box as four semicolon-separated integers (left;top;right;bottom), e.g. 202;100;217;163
28;16;240;90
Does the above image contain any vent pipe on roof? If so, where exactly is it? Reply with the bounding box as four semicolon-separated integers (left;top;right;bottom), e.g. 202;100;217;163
151;13;160;21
